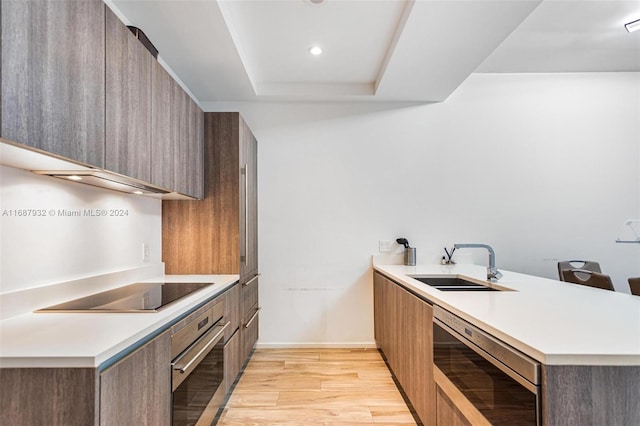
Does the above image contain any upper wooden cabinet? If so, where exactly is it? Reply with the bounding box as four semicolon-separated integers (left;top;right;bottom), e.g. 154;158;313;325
163;112;257;278
105;7;152;183
171;82;204;199
150;60;204;198
1;0;203;198
1;0;106;167
150;59;174;190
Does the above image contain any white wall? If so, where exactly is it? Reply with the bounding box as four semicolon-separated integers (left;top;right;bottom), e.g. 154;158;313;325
0;166;162;294
211;72;640;346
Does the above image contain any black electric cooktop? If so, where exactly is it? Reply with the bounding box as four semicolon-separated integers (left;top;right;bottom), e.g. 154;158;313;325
36;282;215;313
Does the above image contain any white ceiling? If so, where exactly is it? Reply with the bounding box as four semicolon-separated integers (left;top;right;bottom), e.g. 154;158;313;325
109;0;640;104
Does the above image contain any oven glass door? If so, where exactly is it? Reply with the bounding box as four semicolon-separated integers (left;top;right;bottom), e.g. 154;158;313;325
433;322;538;425
172;329;225;426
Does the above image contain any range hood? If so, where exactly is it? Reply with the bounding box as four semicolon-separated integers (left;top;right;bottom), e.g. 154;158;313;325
32;169;171;196
0;139;194;200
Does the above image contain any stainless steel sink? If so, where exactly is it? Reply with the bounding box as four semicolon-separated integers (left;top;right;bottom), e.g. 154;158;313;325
411;277;499;292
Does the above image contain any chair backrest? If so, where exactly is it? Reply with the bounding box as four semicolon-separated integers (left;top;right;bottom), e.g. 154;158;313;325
628;277;640;296
557;260;602;281
561;269;614;291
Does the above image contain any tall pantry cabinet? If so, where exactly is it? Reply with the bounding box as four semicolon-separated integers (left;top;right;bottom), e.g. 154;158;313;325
162;112;259;383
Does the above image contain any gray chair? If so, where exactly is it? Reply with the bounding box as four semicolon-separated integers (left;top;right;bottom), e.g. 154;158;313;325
628;277;640;296
561;269;614;291
557;260;602;281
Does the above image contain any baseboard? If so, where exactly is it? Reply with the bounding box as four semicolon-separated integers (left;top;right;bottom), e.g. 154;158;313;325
255;342;377;349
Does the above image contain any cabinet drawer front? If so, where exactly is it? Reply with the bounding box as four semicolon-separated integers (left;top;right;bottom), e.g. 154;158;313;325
241;275;259;323
224;283;241;342
171;298;224;358
241;308;259;361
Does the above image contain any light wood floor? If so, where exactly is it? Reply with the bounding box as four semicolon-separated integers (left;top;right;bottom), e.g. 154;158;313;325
217;348;418;426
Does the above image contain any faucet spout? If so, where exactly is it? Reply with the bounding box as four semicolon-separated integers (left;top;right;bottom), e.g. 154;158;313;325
453;243;502;282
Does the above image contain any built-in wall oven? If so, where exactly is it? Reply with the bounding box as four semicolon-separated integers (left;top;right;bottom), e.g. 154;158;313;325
171;299;229;426
433;305;541;426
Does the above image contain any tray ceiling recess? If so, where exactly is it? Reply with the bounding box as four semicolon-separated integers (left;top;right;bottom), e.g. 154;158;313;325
109;0;640;103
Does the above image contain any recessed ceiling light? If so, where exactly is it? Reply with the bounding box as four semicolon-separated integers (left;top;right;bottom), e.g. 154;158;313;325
309;0;324;4
67;175;82;181
132;190;144;195
625;19;640;33
309;46;322;56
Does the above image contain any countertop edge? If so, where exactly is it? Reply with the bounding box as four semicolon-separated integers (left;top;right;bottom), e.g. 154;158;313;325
0;275;239;369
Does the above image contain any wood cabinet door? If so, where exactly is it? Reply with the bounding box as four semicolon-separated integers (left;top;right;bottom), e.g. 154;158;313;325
239;116;258;281
223;329;242;394
150;59;174;190
99;330;171;426
150;61;203;197
1;0;105;167
170;84;204;198
374;272;436;426
224;283;242;342
105;8;152;183
186;97;204;199
241;275;259;324
241;308;259;361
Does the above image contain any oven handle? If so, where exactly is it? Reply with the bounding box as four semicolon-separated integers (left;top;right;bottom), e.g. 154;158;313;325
433;317;539;394
173;321;230;374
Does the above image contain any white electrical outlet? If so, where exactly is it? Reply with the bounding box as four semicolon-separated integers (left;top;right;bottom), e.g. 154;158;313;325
142;243;150;262
379;240;393;252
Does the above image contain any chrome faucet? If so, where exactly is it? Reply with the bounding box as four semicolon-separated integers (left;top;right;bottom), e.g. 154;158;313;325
453;243;503;282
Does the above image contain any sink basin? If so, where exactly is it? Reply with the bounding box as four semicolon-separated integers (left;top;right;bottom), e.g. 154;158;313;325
411;277;499;292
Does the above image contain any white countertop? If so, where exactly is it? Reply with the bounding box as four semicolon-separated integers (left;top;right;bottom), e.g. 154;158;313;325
374;264;640;366
0;275;238;368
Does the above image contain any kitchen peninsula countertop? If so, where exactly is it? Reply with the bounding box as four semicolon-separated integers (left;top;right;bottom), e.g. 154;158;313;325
0;275;238;369
374;263;640;366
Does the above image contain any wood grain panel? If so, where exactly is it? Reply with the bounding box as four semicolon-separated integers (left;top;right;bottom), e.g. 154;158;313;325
163;112;240;274
396;278;435;426
224;329;242;394
99;330;171;426
373;272;435;426
239;116;259;281
241;275;259;323
241;308;259;361
0;367;98;426
1;0;105;166
224;282;242;342
150;59;174;190
185;96;204;198
105;7;152;182
543;364;640;426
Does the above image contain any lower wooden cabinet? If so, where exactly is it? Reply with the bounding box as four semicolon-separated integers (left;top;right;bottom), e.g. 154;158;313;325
241;307;260;361
373;271;436;425
99;330;171;426
240;274;260;361
224;283;241;342
0;367;99;425
0;330;171;426
0;283;258;426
